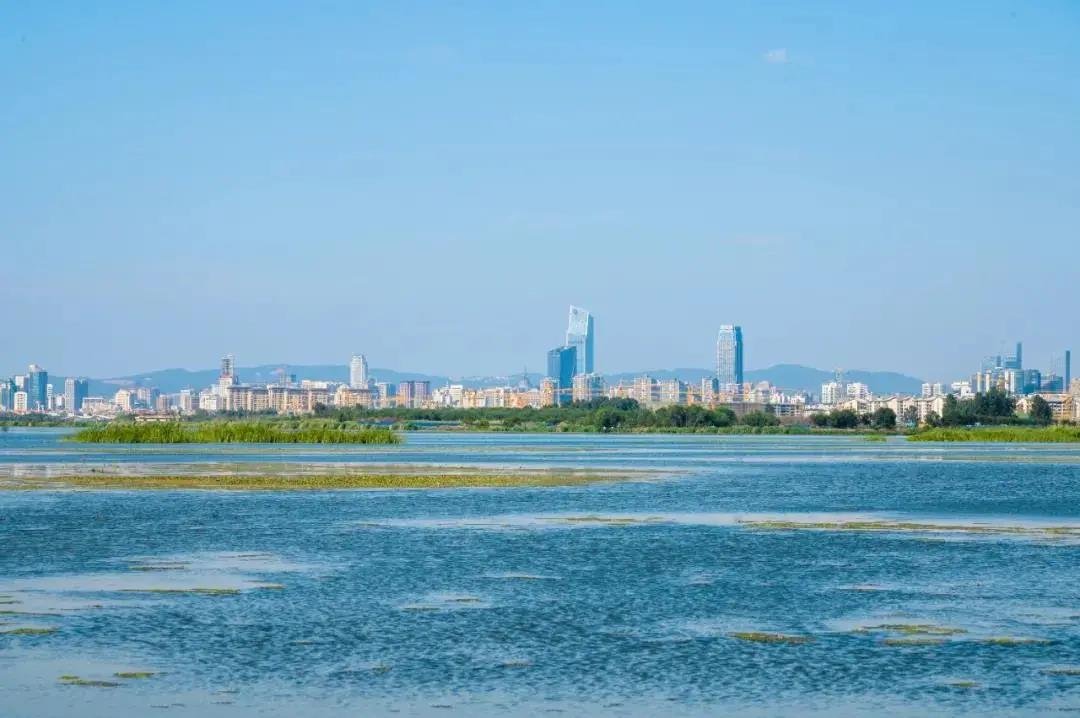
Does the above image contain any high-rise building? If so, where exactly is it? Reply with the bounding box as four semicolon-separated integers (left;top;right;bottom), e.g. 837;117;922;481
565;306;594;376
349;354;369;389
1066;350;1072;391
716;325;744;388
64;377;89;416
0;379;14;412
27;364;48;411
546;345;577;406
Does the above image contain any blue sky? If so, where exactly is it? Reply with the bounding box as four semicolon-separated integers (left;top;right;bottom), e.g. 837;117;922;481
3;1;1078;381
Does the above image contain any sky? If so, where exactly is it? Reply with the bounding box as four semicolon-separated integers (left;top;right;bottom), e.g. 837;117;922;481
3;1;1079;382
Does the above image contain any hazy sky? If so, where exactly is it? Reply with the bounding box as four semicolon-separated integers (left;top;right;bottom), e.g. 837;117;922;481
4;1;1078;382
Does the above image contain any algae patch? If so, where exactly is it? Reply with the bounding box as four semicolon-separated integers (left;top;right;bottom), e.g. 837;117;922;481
729;632;811;645
58;675;120;687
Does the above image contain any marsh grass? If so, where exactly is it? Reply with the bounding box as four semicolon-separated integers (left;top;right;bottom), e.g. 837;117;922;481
882;637;945;646
729;632;811;645
1;626;57;635
741;519;1080;539
978;636;1053;646
114;672;157;679
21;471;625;491
69;421;400;445
121;588;241;596
860;624;966;636
59;675;120;687
909;426;1080;443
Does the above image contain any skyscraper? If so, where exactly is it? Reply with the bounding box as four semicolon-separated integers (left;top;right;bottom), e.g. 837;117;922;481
565;305;594;375
27;364;48;411
64;377;88;416
716;325;744;388
547;345;577;406
349;354;369;389
1065;350;1072;391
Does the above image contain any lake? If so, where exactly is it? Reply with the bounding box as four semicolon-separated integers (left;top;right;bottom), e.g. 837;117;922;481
2;429;1079;717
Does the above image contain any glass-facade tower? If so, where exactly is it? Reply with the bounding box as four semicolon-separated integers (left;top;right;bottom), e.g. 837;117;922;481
547;345;577;407
716;325;744;388
27;364;48;411
565;306;594;376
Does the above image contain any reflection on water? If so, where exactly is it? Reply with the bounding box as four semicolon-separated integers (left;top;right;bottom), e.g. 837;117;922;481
2;430;1080;717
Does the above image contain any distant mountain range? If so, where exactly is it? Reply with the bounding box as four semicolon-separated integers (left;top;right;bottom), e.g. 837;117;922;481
71;362;924;398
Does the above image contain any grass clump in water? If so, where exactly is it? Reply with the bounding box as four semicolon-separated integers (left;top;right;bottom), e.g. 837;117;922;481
59;675;120;687
124;587;241;596
909;426;1080;443
69;420;400;445
30;470;623;491
978;636;1053;646
862;623;966;636
882;637;946;646
2;626;57;635
114;671;158;679
729;632;811;645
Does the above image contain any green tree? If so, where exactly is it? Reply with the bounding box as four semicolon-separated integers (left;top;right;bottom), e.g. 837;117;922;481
901;406;919;426
741;411;780;427
1029;396;1053;425
871;407;897;430
829;409;860;429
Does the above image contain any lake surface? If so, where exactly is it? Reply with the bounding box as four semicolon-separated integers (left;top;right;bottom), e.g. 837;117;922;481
2;429;1080;717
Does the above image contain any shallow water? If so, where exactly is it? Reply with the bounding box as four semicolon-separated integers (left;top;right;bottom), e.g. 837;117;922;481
2;430;1080;717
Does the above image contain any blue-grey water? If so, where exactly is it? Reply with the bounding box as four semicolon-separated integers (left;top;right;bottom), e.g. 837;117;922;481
2;429;1080;717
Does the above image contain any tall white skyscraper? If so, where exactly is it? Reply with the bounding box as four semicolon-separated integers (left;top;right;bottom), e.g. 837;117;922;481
350;354;369;389
716;325;744;388
565;305;595;376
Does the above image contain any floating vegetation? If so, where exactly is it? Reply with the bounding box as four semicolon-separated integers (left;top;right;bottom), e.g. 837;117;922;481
18;470;627;491
945;680;980;688
500;659;532;668
68;421;400;445
883;637;946;646
728;632;811;645
910;426;1080;443
400;604;441;612
58;675;120;687
123;587;241;596
1044;667;1080;675
859;623;966;636
115;671;158;679
977;636;1053;646
550;515;663;526
1;626;58;635
740;518;1080;541
254;583;286;590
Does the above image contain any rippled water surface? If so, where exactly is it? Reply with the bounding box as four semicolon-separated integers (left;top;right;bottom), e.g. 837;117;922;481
2;429;1080;717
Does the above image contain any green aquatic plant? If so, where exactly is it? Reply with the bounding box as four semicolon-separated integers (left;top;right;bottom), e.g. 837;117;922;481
882;637;945;646
978;636;1053;646
1;626;58;635
58;675;120;687
728;632;811;645
114;671;158;679
68;421;401;445
19;470;629;491
909;426;1080;443
944;680;979;688
123;587;241;596
861;624;966;636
